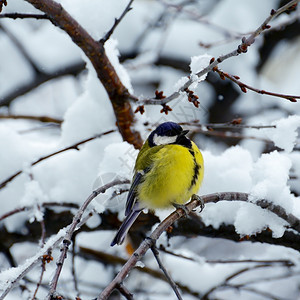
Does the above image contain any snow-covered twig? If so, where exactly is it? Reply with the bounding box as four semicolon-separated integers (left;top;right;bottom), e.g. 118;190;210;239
158;245;294;266
0;230;64;300
47;178;130;299
0;129;115;190
137;0;300;106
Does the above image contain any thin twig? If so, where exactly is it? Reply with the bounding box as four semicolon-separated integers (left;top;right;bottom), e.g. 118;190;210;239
151;244;183;300
158;245;294;266
198;12;300;49
193;128;273;143
180;121;276;130
71;234;80;298
0;61;85;107
32;255;47;300
214;67;299;102
0;129;115;190
47;178;130;299
117;283;134;300
0;114;63;124
0;13;48;19
202;264;274;299
100;0;134;44
0;202;80;222
31;205;47;300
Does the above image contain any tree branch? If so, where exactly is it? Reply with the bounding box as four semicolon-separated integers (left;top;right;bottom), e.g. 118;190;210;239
151;244;183;300
137;0;299;106
98;192;300;299
214;67;299;102
24;0;143;148
47;178;130;299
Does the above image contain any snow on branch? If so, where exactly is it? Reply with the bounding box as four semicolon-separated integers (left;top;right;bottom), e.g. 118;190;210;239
24;0;143;148
0;129;115;190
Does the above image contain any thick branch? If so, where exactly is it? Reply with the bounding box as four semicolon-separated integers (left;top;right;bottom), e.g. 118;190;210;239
25;0;142;148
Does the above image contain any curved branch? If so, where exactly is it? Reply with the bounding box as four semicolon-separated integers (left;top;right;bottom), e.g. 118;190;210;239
98;192;300;299
24;0;143;148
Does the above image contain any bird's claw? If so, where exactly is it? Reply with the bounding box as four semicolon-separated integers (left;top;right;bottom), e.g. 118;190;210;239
191;194;205;212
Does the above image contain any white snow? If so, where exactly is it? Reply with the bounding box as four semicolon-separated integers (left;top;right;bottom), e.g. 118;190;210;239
263;115;300;153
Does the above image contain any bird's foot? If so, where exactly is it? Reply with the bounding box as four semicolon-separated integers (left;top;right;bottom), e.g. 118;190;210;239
172;203;189;217
191;194;205;212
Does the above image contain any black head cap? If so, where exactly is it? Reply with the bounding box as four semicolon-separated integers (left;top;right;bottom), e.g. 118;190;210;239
148;122;190;147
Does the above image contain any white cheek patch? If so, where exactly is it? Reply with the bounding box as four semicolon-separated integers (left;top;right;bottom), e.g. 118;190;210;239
153;133;177;145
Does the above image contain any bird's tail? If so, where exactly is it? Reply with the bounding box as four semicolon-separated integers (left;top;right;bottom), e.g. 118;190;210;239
110;209;142;246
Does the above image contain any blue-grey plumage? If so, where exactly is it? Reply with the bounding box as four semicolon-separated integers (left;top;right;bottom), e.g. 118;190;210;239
110;202;142;246
111;122;204;246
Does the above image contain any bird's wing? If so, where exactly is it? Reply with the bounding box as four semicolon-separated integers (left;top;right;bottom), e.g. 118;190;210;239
125;171;143;216
125;144;163;216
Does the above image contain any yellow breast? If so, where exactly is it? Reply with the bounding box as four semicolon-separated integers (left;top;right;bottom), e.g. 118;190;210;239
137;142;204;209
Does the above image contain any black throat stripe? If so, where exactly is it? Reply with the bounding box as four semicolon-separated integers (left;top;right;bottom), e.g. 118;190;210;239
189;149;201;190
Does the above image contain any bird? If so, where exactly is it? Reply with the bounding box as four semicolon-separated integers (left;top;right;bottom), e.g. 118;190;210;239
111;121;204;246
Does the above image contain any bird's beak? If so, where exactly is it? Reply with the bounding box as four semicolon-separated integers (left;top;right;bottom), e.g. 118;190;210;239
180;130;189;136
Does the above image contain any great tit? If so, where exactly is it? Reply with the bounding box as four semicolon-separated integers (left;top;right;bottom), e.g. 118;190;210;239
111;121;204;246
